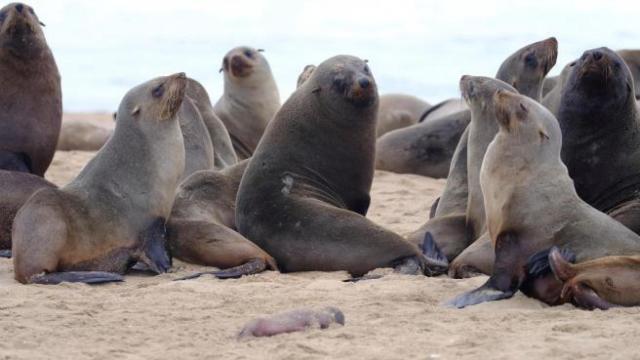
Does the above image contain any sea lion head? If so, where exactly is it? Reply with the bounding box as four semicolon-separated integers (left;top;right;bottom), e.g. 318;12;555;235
496;37;558;99
220;46;271;82
460;75;516;118
296;64;316;88
118;72;187;124
493;90;562;159
564;47;634;105
308;55;378;112
0;3;46;57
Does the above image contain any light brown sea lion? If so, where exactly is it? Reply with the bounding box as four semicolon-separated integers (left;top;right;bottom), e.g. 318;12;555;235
407;38;558;271
548;247;640;310
56;117;113;151
375;94;431;137
0;170;55;256
448;90;640;308
238;307;345;339
167;160;278;280
214;46;280;160
0;3;61;175
236;55;431;276
617;49;640;99
12;73;187;284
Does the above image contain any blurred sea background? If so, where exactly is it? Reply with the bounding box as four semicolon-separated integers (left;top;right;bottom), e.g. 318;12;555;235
28;0;639;112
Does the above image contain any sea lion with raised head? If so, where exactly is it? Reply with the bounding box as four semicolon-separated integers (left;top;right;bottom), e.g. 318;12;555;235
448;90;640;308
236;55;430;276
12;73;187;284
214;46;280;160
375;94;431;137
0;2;61;175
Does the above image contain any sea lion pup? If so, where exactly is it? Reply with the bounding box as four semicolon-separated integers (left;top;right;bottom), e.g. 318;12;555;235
406;38;558;266
167;160;278;280
547;247;640;310
296;64;316;88
0;3;61;175
448;90;640;308
185;78;237;169
11;73;187;284
375;37;558;179
375;94;431;137
57;118;113;151
544;48;640;235
0;170;55;256
617;49;640;99
238;307;345;339
236;55;429;276
214;46;280;160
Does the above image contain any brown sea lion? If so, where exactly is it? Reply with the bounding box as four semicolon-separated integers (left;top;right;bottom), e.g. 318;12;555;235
238;307;345;339
448;90;640;308
0;3;61;175
56;117;113;151
543;48;640;235
167;160;278;280
11;73;187;284
214;46;280;159
236;55;431;276
0;170;55;256
548;247;640;310
406;38;558;270
617;49;640;99
375;94;431;137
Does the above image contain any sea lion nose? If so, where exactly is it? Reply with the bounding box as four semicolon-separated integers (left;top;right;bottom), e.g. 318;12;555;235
15;4;23;13
592;51;603;61
358;77;370;89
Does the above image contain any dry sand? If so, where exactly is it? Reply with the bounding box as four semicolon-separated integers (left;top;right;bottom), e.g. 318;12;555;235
2;117;640;359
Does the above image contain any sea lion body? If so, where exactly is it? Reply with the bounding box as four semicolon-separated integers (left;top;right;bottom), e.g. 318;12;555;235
214;46;280;159
236;55;426;276
12;73;187;284
375;94;431;137
0;3;61;175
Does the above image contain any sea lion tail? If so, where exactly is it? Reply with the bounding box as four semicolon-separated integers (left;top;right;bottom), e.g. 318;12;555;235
548;246;577;282
0;250;11;258
421;232;449;276
173;258;268;281
28;271;124;285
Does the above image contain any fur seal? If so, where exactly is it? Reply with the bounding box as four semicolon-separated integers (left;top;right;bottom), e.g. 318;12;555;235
543;48;640;235
12;73;187;284
236;55;429;276
214;46;280;160
448;90;640;308
617;49;640;99
406;38;558;269
238;307;345;339
375;94;431;137
0;3;61;176
167;160;278;279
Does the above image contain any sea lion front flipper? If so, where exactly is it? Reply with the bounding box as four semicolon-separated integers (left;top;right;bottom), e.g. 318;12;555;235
421;232;449;276
446;232;524;308
29;271;124;285
569;283;618;310
174;258;268;281
0;250;11;258
138;218;171;274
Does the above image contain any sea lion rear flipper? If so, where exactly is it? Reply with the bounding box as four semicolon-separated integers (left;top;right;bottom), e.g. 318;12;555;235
138;218;171;274
570;283;618;310
0;250;11;258
29;271;124;285
421;232;449;276
174;258;268;281
446;232;524;308
0;151;31;173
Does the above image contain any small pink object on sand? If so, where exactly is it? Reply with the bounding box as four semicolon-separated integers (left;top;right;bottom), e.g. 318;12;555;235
238;306;345;339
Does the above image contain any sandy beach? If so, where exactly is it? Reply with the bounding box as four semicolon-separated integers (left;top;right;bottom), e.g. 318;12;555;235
1;115;639;360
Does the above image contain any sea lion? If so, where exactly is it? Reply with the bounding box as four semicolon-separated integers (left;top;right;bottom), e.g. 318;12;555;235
375;94;431;137
214;46;280;160
0;170;55;255
448;90;640;308
238;307;345;339
167;160;278;279
236;55;429;276
57;117;113;151
185;78;237;169
0;3;61;176
543;48;640;235
296;64;316;88
406;38;558;267
548;247;640;310
375;37;558;179
12;73;187;284
617;49;640;99
419;98;468;123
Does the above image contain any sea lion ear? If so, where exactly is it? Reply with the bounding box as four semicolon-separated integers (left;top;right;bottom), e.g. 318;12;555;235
516;102;529;120
130;106;141;116
257;48;265;52
218;67;223;73
538;128;550;141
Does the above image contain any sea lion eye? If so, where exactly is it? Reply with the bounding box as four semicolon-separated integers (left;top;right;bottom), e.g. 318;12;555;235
524;53;538;68
152;84;164;98
244;50;253;59
569;62;576;67
29;7;35;15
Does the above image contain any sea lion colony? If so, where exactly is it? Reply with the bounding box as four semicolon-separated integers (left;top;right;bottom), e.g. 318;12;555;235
1;2;640;327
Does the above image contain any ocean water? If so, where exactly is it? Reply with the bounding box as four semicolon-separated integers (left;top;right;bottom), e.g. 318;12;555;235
24;0;640;112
